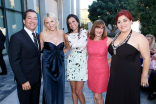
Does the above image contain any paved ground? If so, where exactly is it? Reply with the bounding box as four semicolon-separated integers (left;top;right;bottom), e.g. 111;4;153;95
0;55;156;104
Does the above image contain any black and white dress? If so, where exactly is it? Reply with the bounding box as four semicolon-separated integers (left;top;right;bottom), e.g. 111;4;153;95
66;29;88;81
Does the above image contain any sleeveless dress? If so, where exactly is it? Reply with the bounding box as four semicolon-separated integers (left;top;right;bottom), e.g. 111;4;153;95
66;28;88;81
42;42;65;104
87;37;109;93
105;30;141;104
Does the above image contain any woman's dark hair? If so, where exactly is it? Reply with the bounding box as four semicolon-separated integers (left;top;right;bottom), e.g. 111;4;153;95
66;14;81;34
23;9;38;20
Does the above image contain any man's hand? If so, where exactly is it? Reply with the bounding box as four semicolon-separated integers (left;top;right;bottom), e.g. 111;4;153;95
22;81;31;90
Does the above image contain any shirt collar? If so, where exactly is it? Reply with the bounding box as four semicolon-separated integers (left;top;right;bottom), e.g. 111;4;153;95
24;27;36;35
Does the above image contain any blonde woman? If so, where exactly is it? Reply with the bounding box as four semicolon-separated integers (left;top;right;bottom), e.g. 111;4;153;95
146;34;156;55
146;34;156;75
145;34;156;100
40;12;70;104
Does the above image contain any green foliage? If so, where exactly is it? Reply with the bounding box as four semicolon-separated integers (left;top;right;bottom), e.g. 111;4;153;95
81;23;88;30
107;33;116;37
137;0;156;36
88;0;138;33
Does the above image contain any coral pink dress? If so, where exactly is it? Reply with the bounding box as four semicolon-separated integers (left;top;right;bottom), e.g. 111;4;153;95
87;37;109;93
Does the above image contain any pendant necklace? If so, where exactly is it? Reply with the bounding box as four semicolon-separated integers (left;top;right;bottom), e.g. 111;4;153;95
111;30;132;55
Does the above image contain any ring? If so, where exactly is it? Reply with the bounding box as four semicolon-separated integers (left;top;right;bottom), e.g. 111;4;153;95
142;84;145;86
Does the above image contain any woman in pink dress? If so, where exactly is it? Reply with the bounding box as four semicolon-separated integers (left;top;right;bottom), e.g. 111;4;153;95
87;20;112;104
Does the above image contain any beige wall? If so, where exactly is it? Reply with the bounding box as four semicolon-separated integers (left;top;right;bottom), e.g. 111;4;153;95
47;0;58;17
80;9;91;24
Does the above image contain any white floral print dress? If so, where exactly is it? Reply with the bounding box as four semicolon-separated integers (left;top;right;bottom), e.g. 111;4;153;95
66;28;88;81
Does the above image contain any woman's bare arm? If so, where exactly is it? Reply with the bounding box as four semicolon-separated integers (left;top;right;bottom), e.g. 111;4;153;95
138;34;150;87
63;32;70;54
39;32;44;52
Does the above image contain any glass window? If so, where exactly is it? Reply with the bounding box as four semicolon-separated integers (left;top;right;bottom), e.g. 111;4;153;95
5;0;22;11
0;9;7;54
6;10;23;40
0;0;2;7
0;0;24;54
0;9;4;28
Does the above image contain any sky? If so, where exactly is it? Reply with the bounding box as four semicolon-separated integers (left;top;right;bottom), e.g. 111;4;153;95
74;0;95;9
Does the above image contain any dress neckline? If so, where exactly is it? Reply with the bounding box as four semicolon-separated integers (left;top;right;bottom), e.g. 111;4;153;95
44;42;64;46
72;32;79;34
88;37;108;42
111;30;132;55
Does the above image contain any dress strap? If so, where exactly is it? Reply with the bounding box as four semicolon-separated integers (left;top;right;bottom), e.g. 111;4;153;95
113;32;121;42
111;29;132;55
125;30;132;43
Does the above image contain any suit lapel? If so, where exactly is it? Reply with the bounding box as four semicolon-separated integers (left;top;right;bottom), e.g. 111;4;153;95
21;29;39;53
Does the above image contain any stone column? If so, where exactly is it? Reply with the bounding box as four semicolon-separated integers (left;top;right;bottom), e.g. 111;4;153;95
39;0;47;31
27;0;36;11
76;0;80;24
88;22;92;32
63;0;71;33
58;0;63;29
71;0;74;14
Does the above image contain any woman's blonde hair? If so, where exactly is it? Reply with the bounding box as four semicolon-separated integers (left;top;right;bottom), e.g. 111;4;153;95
146;34;155;50
43;12;60;33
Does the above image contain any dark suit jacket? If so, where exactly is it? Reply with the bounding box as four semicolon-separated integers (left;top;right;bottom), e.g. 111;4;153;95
9;29;41;85
0;30;6;50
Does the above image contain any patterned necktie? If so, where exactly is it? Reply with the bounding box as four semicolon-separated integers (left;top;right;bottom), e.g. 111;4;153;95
32;33;38;48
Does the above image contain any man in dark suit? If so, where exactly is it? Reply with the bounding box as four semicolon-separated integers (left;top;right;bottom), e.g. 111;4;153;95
8;9;41;104
0;30;7;75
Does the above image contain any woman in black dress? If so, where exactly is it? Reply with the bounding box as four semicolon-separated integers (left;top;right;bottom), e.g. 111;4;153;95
105;10;150;104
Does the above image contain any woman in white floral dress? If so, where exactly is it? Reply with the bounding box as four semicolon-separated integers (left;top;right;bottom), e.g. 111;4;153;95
64;14;89;104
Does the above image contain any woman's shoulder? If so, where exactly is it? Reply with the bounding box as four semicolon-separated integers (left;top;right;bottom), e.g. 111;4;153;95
132;31;146;40
59;30;68;39
80;28;89;36
107;37;113;42
59;30;65;34
40;31;44;35
132;30;143;36
39;31;45;38
59;30;65;37
106;37;113;46
132;30;148;44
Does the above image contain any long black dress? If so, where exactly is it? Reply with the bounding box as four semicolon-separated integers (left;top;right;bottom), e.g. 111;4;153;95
42;42;65;104
105;31;142;104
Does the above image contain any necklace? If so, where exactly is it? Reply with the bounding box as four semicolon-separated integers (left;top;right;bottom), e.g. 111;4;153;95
111;30;132;55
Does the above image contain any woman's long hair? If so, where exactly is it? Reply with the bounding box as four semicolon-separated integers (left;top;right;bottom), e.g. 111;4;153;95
66;14;81;34
43;12;60;33
90;20;107;40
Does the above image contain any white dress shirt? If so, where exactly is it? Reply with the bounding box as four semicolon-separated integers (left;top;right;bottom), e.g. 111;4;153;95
24;27;39;48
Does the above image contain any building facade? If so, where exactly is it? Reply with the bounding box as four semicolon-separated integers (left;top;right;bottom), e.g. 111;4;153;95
0;0;78;54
